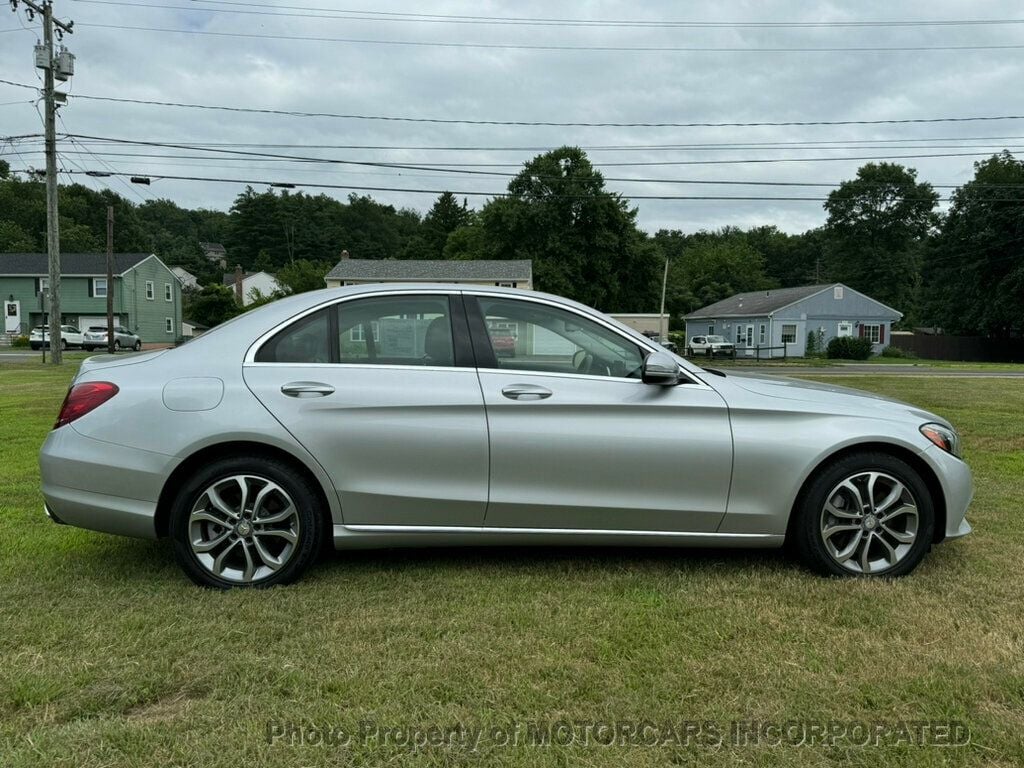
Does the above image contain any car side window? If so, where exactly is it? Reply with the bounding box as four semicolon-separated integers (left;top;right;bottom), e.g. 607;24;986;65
475;297;644;379
255;309;331;363
337;295;454;366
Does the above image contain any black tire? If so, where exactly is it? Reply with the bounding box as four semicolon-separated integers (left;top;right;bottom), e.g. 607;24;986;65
30;343;40;350
169;455;325;588
133;340;142;351
60;338;67;350
114;340;121;351
791;451;934;578
84;346;93;352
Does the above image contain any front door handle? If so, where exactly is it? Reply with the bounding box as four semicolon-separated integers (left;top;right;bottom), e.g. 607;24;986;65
501;383;552;401
281;381;335;398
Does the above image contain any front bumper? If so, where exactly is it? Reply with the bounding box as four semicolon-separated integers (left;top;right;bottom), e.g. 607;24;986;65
39;424;176;539
921;444;974;541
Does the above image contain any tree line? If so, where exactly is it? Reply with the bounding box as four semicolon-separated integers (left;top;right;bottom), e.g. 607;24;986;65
1;148;1022;336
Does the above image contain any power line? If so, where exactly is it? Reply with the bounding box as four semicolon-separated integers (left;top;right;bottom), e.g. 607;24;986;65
72;23;1024;53
70;1;1024;30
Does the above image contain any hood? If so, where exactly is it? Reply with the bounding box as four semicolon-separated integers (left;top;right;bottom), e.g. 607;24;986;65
708;371;949;426
76;349;168;379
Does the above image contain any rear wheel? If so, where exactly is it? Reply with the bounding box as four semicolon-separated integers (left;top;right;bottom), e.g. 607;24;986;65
792;452;934;577
60;338;67;350
114;340;121;351
169;456;325;588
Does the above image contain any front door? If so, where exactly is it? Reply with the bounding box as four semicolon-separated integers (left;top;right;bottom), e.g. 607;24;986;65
467;295;733;533
243;292;489;526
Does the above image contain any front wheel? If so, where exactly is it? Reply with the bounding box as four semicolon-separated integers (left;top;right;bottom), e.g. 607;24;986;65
791;452;935;577
133;340;142;351
169;456;325;588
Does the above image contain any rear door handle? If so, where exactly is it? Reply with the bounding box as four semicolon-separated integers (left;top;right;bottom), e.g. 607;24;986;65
281;381;335;398
501;383;552;401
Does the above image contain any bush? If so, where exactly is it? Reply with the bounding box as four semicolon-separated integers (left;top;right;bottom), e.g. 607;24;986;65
805;329;825;358
881;344;916;359
668;331;687;348
11;335;29;348
826;336;874;360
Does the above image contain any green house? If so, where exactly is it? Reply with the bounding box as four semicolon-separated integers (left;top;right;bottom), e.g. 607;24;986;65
1;253;183;343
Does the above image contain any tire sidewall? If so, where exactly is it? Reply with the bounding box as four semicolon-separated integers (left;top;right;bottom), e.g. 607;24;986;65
795;452;935;577
169;456;324;588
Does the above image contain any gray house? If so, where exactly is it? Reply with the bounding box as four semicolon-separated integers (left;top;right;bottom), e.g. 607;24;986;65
325;258;533;289
683;283;902;358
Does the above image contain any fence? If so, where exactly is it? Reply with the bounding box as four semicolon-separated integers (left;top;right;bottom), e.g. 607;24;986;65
890;334;1024;363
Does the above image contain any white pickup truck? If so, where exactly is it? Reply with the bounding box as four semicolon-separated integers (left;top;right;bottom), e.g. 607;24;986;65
686;334;735;358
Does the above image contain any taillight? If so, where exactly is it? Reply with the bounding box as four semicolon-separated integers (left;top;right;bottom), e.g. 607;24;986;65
54;382;119;429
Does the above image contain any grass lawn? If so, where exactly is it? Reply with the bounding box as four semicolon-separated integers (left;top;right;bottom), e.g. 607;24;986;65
704;356;1024;371
1;362;1022;766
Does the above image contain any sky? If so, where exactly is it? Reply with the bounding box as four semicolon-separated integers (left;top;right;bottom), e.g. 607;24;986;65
1;0;1023;236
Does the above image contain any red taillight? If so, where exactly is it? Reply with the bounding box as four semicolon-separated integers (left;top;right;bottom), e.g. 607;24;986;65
54;382;119;429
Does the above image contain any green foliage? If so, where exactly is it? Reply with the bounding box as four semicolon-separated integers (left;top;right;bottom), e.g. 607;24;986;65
276;259;331;294
805;329;823;357
184;284;240;328
881;345;916;358
922;152;1024;337
476;147;661;312
826;336;874;360
11;335;29;348
824;163;939;316
423;192;472;258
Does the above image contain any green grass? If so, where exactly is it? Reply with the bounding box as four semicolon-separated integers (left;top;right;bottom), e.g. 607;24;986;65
707;356;1024;371
1;362;1023;766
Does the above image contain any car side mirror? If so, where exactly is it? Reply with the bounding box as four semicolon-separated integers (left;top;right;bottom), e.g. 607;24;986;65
641;351;680;386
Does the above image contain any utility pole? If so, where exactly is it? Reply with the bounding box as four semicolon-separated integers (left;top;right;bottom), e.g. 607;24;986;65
106;205;114;354
10;1;74;364
658;253;670;342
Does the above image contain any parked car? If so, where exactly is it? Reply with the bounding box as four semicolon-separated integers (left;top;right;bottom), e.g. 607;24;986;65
647;334;678;353
40;285;971;588
29;324;83;350
82;325;143;352
687;335;735;357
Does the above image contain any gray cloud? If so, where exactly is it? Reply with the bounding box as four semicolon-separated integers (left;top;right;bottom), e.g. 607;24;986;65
2;0;1021;235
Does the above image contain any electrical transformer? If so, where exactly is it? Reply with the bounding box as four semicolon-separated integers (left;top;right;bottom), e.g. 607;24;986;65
55;49;75;81
34;43;50;70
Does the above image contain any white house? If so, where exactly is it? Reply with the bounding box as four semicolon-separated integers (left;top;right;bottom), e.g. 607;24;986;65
171;266;199;290
223;270;284;306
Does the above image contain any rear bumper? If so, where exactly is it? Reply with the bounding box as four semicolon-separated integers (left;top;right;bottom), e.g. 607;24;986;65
39;424;174;539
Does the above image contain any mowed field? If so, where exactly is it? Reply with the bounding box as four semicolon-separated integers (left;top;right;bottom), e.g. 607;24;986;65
1;361;1022;767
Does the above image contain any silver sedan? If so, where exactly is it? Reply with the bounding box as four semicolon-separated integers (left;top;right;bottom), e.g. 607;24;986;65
39;284;972;587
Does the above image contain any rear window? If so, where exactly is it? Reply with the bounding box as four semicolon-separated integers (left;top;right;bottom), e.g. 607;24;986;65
254;309;331;363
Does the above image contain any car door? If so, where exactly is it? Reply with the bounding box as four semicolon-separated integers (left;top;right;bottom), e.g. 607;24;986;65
467;294;733;533
242;291;489;527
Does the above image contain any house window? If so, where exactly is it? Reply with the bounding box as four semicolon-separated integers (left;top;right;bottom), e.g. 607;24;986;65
145;281;155;300
834;286;844;300
92;278;108;298
165;317;174;334
495;281;515;287
759;323;766;345
781;324;797;344
349;321;380;343
37;277;49;295
164;283;172;302
862;324;881;343
735;326;743;344
707;325;714;335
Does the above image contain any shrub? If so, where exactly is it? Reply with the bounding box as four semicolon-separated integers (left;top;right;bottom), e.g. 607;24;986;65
805;329;825;358
668;331;687;348
881;344;916;359
11;335;29;348
826;336;874;360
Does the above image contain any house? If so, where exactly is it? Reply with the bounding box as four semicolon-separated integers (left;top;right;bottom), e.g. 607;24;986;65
199;242;227;268
171;266;199;290
181;318;209;338
324;257;533;290
222;269;283;306
683;283;902;358
608;313;668;336
0;252;183;342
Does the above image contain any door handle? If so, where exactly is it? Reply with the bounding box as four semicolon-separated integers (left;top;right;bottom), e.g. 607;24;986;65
281;381;335;398
501;383;552;401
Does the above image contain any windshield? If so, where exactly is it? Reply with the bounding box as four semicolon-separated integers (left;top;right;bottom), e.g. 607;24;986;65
706;335;727;343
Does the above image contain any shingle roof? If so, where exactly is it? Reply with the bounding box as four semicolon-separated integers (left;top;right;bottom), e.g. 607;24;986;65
0;253;152;276
326;258;532;282
683;284;834;319
223;271;256;286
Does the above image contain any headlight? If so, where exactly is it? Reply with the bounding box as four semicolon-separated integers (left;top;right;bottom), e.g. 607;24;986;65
920;423;962;458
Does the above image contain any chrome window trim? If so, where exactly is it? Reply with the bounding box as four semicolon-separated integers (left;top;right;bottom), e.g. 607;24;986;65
244;362;478;375
464;289;705;387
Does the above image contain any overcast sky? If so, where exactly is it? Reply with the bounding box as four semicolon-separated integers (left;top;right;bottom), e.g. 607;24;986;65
2;0;1022;236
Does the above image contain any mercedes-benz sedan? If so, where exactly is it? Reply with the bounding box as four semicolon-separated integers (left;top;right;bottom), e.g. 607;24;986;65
39;285;972;588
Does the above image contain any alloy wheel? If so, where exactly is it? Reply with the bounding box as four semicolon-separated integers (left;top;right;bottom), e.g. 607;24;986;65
819;471;919;575
188;475;301;584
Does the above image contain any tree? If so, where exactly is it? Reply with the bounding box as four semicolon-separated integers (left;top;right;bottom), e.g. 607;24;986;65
423;192;472;258
185;284;239;328
476;147;660;311
277;259;332;294
824;163;939;317
0;221;36;251
922;152;1024;336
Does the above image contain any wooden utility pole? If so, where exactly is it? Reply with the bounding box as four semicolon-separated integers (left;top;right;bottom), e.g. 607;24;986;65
10;1;75;363
658;253;670;342
106;205;114;354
